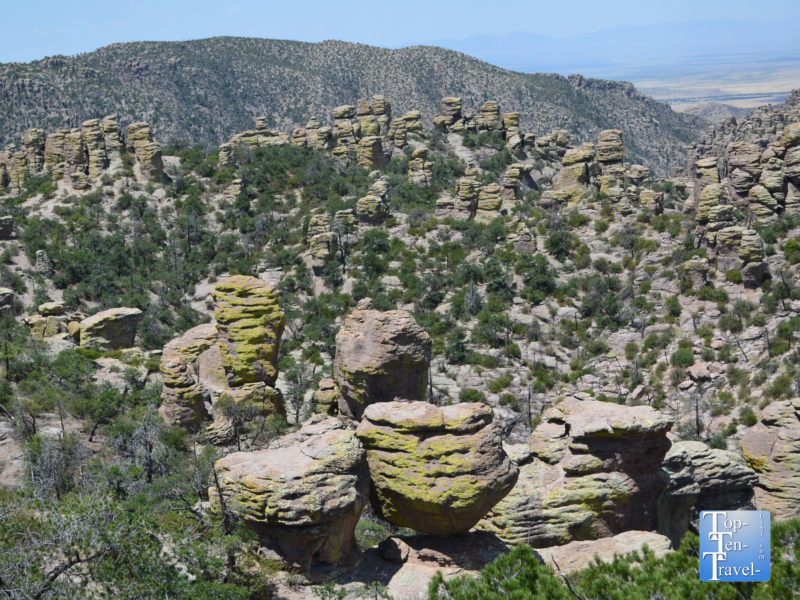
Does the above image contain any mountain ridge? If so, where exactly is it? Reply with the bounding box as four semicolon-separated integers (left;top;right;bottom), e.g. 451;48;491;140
0;37;705;174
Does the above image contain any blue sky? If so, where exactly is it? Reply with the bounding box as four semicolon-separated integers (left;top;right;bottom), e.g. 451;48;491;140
3;0;799;63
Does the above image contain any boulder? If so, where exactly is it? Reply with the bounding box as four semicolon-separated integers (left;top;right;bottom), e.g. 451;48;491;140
159;323;218;429
356;401;518;536
536;531;672;575
562;143;596;166
781;122;800;148
333;310;432;419
212;276;284;387
739;399;800;520
478;398;673;548
212;416;369;574
0;288;14;315
597;130;623;163
80;308;143;350
658;441;757;545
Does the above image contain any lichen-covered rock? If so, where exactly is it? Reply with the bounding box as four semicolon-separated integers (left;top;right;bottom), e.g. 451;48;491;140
597;130;623;163
356;136;386;169
562;143;596;166
212;417;369;574
475;183;503;224
781;122;800;148
80;308;143;350
477;398;673;548
313;379;339;416
639;189;664;214
82;119;107;179
305;232;338;274
748;184;779;225
212;276;284;387
696;183;729;224
127;122;165;182
22;128;45;174
333;310;432;420
44;130;67;171
408;147;432;188
739;398;800;520
355;195;389;222
356;401;518;536
658;441;757;545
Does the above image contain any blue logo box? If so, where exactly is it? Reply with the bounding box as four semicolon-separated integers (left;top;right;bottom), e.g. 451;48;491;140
700;510;770;582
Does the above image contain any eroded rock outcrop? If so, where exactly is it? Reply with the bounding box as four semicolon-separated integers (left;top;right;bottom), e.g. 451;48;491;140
212;416;369;574
212;275;284;387
658;441;757;545
333;310;432;419
739;398;800;520
80;307;143;351
477;398;673;548
356;401;518;536
160;277;286;435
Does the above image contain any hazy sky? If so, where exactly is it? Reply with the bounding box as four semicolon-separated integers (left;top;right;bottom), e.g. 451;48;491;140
3;0;799;63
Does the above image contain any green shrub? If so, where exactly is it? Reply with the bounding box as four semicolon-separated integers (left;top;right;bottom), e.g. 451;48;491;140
488;374;513;394
725;269;743;283
671;348;695;368
739;405;759;427
459;388;486;403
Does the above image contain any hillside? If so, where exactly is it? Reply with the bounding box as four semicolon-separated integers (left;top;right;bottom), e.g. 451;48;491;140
681;102;752;124
0;37;706;175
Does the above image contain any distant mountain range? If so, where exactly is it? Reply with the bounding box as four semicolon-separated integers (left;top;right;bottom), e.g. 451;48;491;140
0;38;706;174
420;16;800;79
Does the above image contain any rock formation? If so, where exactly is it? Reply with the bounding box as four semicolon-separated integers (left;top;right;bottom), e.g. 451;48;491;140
79;307;143;350
127;122;166;183
333;309;432;419
356;401;518;536
160;277;286;435
211;416;369;574
477;398;673;548
212;275;284;387
739;398;800;520
658;441;757;545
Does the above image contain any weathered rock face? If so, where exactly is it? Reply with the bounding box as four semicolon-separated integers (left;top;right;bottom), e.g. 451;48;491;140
159;323;218;429
739;398;800;520
212;275;284;387
408;147;432;188
478;398;673;548
356;401;518;537
597;130;623;164
0;288;14;315
80;307;143;351
536;531;672;575
658;441;757;545
333;310;432;420
127;122;165;182
212;416;369;574
35;250;54;278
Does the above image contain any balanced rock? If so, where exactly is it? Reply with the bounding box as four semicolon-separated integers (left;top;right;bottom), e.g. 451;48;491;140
0;288;14;315
333;310;432;419
478;398;673;548
597;130;623;164
80;307;143;351
212;276;284;387
739;398;800;520
356;401;518;536
212;416;369;573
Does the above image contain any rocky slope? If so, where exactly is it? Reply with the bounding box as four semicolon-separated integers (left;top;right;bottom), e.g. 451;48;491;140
2;83;800;598
0;38;706;175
